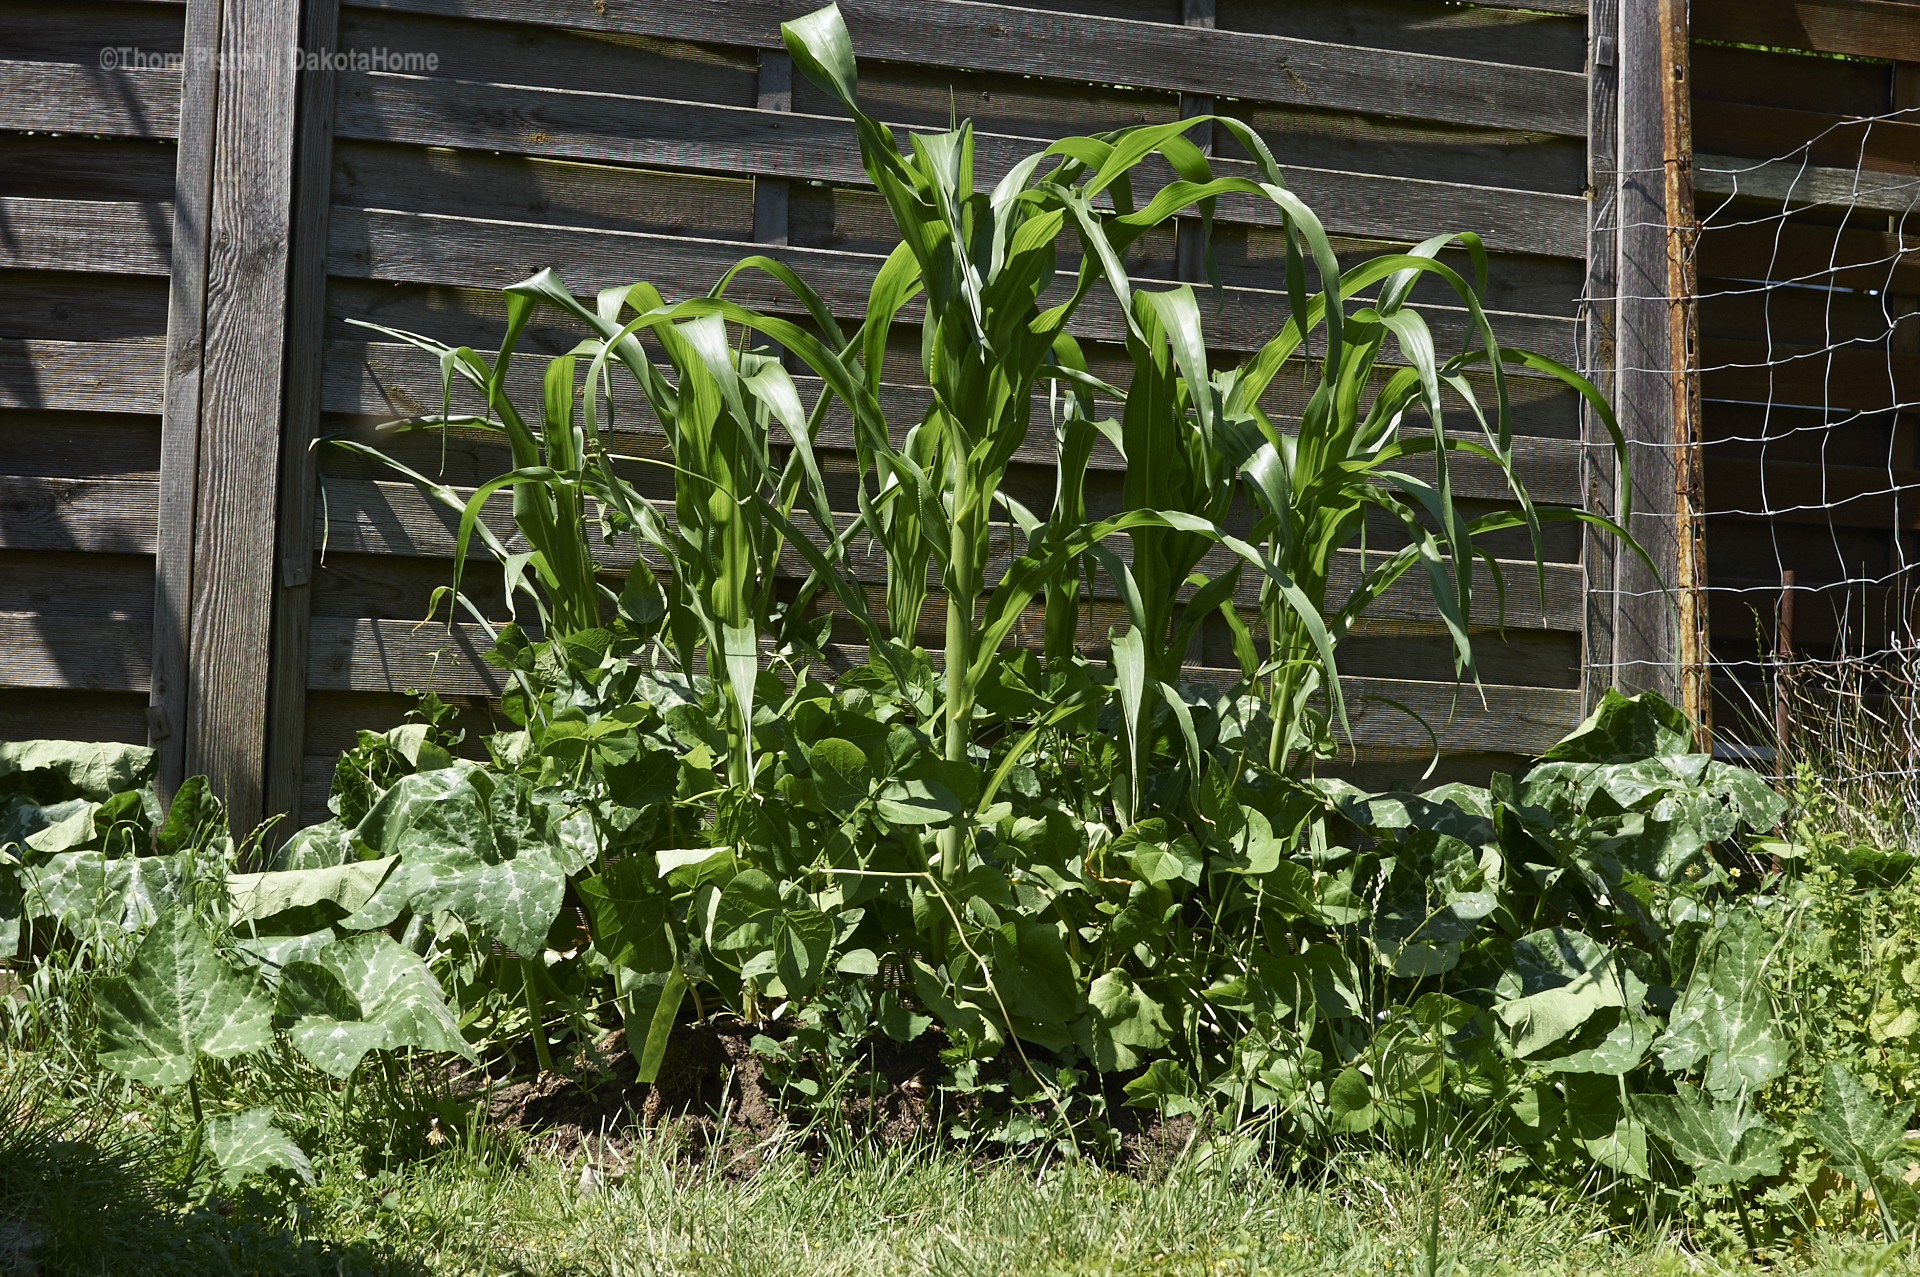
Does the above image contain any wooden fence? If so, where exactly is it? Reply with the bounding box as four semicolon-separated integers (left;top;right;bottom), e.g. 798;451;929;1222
2;0;1710;830
1689;0;1920;737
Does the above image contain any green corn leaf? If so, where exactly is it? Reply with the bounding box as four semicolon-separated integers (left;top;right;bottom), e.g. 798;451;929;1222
94;907;274;1089
781;3;858;109
1637;1084;1783;1186
205;1108;313;1186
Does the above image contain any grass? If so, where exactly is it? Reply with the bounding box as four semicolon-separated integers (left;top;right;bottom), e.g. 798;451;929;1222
6;928;1920;1277
5;1046;1920;1277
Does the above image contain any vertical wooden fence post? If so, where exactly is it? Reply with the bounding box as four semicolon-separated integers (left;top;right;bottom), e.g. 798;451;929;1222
151;0;309;832
265;0;343;828
1583;0;1621;716
1612;0;1707;727
754;51;792;248
150;0;226;801
1175;0;1215;285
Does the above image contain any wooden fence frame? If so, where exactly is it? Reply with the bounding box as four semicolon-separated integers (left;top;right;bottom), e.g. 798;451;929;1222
6;0;1712;826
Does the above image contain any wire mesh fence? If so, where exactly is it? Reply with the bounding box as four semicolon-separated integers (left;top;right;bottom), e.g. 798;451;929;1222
1585;85;1920;846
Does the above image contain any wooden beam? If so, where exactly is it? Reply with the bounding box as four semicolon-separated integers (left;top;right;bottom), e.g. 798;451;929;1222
1608;0;1704;725
264;0;344;827
323;207;1579;362
1692;0;1920;61
156;0;306;828
1175;0;1215;287
327;75;1588;260
150;0;223;796
1693;153;1920;216
0;338;165;414
344;0;1588;138
752;50;791;249
0;60;181;137
1582;0;1621;714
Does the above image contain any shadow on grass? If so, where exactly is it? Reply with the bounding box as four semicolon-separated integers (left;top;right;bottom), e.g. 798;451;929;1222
0;1072;422;1277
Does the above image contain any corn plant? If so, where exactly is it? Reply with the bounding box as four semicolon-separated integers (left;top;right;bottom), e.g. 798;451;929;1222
778;4;1645;848
335;261;876;788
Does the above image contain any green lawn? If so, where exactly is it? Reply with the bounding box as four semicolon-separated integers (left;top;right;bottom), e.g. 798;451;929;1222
6;1085;1916;1277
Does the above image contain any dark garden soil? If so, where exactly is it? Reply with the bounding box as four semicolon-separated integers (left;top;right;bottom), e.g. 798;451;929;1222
469;1019;1194;1179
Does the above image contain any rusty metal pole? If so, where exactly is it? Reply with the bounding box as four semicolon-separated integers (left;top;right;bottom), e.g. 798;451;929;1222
1659;0;1712;749
1775;569;1796;766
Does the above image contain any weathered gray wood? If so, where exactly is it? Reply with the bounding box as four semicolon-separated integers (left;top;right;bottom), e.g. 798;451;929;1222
265;0;344;825
1216;0;1585;66
0;411;160;480
0;272;171;345
1693;154;1920;216
150;0;222;791
336;2;760;108
1582;0;1620;712
329;139;756;239
0;338;165;413
0;689;149;744
0;198;173;275
325;207;1579;362
0;135;179;205
315;476;1586;629
2;1;184;63
178;0;305;829
0;551;152;619
1607;0;1690;704
347;0;1587;136
0;476;158;554
753;51;793;248
307;615;1582;750
0;611;150;692
330;75;1587;258
0;60;181;137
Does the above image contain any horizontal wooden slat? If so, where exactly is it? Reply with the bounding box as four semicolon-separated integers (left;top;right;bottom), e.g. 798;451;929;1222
315;477;1585;630
0;337;166;413
1694;154;1920;217
347;0;1586;137
1691;42;1890;118
1698;220;1920;295
1695;100;1920;177
0;270;173;345
0;689;148;745
307;615;1582;751
0;61;180;138
1706;457;1920;528
1706;576;1917;650
1693;0;1920;61
326;207;1577;361
0;551;152;617
0;198;173;275
0;134;179;206
0;476;157;553
0;411;161;480
1702;337;1920;410
0;611;149;691
331;76;1586;259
